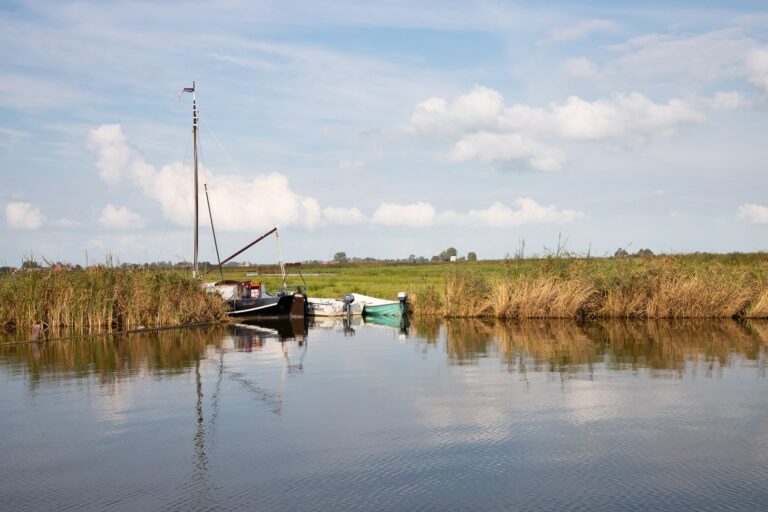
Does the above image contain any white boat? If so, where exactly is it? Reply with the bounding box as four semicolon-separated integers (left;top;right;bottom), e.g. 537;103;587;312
307;297;364;317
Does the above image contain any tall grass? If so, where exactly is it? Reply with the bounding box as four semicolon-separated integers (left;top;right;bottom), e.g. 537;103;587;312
409;256;768;319
0;267;228;336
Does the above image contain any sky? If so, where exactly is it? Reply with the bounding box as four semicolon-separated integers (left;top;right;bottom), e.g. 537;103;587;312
1;0;767;266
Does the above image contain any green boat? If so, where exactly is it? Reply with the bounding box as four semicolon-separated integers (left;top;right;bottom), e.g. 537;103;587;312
351;293;407;317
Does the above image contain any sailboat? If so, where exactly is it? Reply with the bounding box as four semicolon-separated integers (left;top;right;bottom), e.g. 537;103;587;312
179;82;306;318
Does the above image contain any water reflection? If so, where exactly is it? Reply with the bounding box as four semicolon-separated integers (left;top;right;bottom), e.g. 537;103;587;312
0;327;225;387
2;318;768;511
1;319;766;385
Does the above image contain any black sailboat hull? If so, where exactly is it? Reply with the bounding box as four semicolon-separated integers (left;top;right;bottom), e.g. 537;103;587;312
227;293;305;318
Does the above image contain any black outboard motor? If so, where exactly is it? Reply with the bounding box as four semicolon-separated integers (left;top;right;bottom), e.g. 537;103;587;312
398;292;409;315
342;294;355;319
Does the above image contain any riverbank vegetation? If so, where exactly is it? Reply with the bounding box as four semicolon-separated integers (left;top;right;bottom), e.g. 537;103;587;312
238;252;768;319
2;253;766;335
0;266;228;336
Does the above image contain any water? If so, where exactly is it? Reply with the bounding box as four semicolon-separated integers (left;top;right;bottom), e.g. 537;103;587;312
1;318;767;511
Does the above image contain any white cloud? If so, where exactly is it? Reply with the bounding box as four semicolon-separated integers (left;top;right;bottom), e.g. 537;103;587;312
545;19;619;43
338;159;364;171
408;86;506;138
562;57;600;80
87;124;586;232
738;203;768;224
99;204;144;230
747;47;768;93
87;124;133;184
461;199;585;226
548;93;704;140
322;207;367;225
371;199;584;228
449;132;566;171
707;91;747;110
409;86;711;168
5;202;44;230
88;124;332;231
373;202;436;227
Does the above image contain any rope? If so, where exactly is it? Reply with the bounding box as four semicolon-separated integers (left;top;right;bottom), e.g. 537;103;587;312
200;113;243;175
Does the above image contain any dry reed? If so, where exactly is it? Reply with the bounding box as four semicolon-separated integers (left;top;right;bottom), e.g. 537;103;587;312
0;267;228;336
409;258;768;319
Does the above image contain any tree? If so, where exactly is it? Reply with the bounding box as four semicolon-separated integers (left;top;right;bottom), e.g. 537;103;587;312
614;248;629;258
21;259;41;270
438;247;458;262
333;251;348;263
467;252;477;261
635;248;654;257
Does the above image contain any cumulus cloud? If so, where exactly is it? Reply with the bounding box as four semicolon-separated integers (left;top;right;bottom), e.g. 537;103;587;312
449;132;566;171
408;86;729;169
460;199;585;226
409;86;506;138
5;201;44;230
370;199;584;228
87;124;586;231
88;124;133;184
545;19;619;43
88;124;338;231
747;47;768;93
322;206;367;225
547;93;704;140
738;203;768;224
373;202;436;227
99;204;144;230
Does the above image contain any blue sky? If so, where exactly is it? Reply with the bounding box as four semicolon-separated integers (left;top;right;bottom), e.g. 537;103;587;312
1;0;767;265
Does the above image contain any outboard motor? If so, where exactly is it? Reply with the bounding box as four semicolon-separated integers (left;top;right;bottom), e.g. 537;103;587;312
398;291;409;315
342;294;355;319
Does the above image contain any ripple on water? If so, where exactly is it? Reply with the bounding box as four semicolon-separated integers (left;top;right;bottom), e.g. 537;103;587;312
1;320;768;511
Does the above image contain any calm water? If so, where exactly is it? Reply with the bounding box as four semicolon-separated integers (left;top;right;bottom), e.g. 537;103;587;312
1;318;767;511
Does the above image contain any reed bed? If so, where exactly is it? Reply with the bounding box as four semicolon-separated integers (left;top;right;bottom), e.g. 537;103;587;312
409;256;768;319
0;267;228;336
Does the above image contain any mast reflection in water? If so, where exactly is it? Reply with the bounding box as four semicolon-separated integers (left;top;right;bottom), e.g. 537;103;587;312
1;319;767;511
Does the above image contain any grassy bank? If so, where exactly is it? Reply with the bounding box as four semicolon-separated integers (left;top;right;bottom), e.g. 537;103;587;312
0;267;228;336
230;253;768;319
